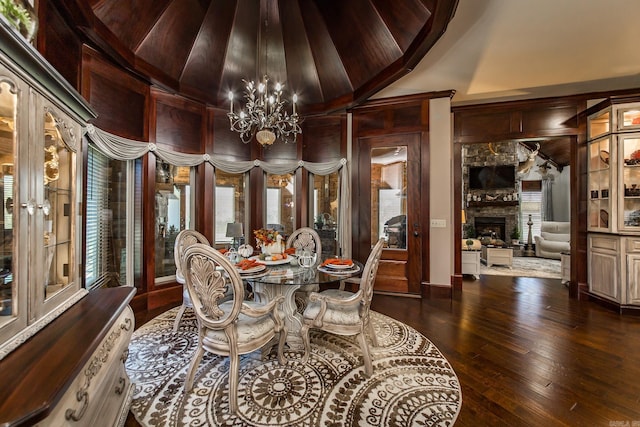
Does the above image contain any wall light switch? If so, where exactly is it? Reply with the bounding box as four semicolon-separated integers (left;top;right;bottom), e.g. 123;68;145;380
430;219;446;228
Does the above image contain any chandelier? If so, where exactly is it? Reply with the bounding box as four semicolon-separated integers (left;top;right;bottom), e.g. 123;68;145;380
227;76;301;146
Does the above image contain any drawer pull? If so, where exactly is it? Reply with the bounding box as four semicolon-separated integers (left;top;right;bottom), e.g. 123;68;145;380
65;391;88;421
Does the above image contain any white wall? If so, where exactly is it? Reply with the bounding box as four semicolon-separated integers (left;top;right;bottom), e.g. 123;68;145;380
429;96;454;286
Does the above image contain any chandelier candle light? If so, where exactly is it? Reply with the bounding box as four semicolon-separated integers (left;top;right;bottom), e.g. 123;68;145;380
228;76;301;146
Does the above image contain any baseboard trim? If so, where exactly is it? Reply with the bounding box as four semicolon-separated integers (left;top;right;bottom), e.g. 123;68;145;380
583;291;640;315
422;283;452;299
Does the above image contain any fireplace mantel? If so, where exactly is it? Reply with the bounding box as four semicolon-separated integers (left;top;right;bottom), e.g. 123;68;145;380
467;201;519;208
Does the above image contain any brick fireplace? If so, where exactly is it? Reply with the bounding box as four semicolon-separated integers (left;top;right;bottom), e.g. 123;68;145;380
463;142;520;241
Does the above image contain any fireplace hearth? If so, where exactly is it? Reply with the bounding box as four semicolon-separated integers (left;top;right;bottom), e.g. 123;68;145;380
475;217;506;240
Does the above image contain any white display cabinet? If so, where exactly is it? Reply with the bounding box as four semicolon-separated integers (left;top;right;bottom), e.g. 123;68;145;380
587;97;640;309
0;18;136;427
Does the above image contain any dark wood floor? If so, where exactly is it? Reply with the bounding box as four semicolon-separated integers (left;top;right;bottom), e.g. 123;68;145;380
127;276;640;426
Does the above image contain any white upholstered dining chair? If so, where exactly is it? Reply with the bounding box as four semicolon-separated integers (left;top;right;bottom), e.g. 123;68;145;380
300;238;384;376
286;227;322;256
173;229;210;332
182;243;287;413
286;227;323;311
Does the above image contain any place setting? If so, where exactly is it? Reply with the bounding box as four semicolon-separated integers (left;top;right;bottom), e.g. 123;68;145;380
234;257;268;279
317;257;361;275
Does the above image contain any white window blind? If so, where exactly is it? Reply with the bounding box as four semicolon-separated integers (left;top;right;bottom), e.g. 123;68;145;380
520;187;542;240
215;186;235;244
86;146;116;290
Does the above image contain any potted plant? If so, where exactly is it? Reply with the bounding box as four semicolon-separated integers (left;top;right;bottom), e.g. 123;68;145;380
314;214;324;230
465;238;474;251
510;225;520;245
464;223;475;240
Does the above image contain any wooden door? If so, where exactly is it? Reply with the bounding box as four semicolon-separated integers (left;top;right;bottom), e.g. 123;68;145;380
356;133;422;294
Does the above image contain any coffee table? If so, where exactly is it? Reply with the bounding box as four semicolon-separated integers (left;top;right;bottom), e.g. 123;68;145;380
481;245;513;268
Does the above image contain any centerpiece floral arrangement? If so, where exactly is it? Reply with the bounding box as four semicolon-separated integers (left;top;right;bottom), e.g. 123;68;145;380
254;228;279;246
253;228;285;257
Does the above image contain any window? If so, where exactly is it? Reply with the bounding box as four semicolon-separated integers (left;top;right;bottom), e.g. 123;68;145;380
85;147;141;290
265;173;295;235
214;170;246;246
520;180;542;239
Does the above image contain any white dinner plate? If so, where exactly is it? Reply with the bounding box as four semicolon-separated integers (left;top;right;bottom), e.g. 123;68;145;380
317;264;360;275
249;255;291;266
236;264;266;274
321;261;355;270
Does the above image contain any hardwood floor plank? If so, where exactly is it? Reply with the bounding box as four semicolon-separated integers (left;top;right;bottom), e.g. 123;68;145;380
371;275;640;426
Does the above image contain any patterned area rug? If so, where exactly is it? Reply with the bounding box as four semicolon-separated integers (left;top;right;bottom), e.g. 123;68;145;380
480;256;561;279
126;307;462;426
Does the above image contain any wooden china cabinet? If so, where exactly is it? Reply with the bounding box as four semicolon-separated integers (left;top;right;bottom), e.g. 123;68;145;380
0;19;135;426
587;95;640;310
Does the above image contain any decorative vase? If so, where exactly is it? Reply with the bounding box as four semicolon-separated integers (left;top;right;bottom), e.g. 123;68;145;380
260;234;284;255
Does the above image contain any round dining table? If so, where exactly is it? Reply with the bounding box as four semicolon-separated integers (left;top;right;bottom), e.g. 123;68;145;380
243;257;364;350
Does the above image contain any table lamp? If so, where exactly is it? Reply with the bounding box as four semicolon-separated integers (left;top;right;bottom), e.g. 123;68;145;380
226;222;243;249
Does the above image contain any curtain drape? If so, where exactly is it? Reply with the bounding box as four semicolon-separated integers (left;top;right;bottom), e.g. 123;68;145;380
541;176;554;221
84;125;352;257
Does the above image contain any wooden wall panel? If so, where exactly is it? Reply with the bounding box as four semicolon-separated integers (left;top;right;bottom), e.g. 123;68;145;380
355;109;387;133
81;47;149;141
302;115;345;162
211;107;252;160
521;104;579;136
454;98;582;144
42;2;81;89
152;90;205;153
455;111;515;142
393;104;423;128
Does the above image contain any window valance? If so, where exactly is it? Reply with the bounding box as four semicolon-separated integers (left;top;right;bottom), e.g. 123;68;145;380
84;124;351;256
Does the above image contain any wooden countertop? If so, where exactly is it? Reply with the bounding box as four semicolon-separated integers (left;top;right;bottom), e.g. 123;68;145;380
0;286;136;426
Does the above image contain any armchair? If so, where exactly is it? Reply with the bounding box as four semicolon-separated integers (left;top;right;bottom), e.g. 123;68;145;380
182;243;287;413
173;229;210;332
300;238;384;376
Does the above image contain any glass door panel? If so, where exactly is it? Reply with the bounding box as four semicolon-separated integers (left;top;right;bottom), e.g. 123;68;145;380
43;111;73;299
0;80;16;323
311;172;339;257
621;134;640;229
371;147;407;249
588;137;611;230
154;160;191;280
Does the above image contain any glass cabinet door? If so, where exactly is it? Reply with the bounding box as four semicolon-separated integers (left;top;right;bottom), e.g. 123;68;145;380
0;79;17;328
588;108;611;140
617;106;640;132
588;136;611;230
42;111;73;300
620;133;640;230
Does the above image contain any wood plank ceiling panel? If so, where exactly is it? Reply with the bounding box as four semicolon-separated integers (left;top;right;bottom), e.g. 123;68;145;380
70;0;459;113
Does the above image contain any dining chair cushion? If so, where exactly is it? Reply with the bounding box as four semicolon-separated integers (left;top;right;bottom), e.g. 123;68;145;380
303;289;361;326
202;301;279;347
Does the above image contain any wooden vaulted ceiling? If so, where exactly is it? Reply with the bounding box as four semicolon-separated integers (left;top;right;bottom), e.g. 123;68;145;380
63;0;459;114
